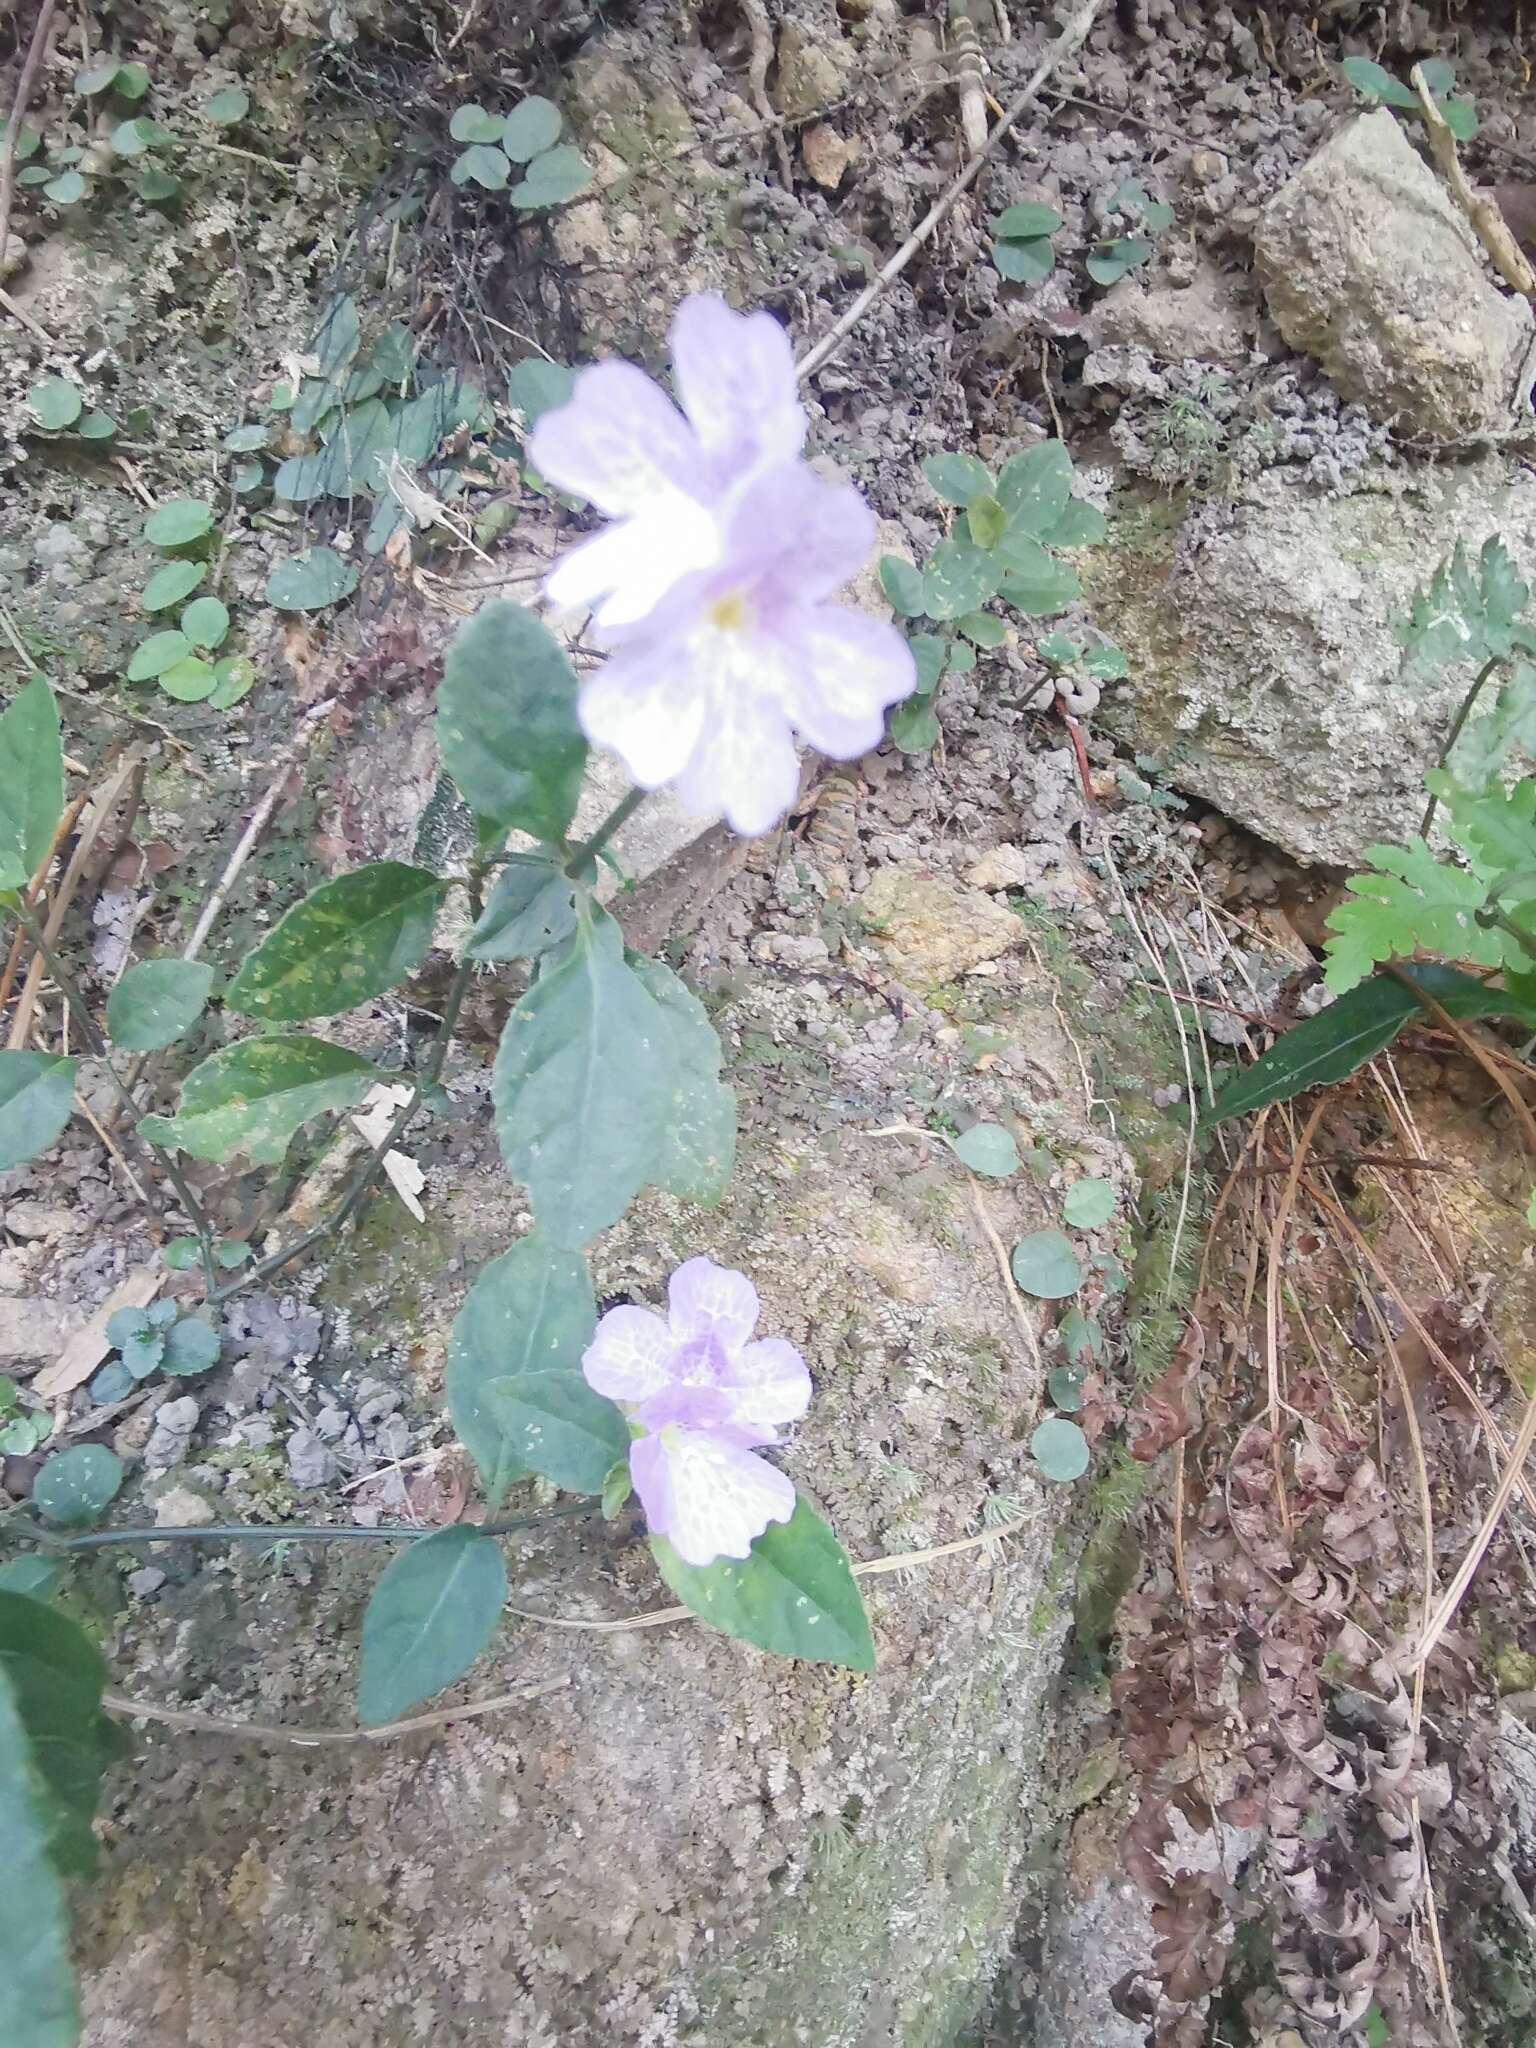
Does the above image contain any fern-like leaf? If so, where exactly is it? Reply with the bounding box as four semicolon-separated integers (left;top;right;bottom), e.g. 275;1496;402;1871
1323;837;1500;991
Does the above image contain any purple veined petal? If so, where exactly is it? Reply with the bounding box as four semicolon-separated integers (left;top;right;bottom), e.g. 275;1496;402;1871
528;360;707;517
546;494;722;629
580;1304;675;1403
671;658;802;836
723;1336;812;1433
630;1424;797;1567
633;1380;741;1435
578;636;713;789
667;1256;760;1348
775;604;917;758
724;463;876;608
670;294;806;475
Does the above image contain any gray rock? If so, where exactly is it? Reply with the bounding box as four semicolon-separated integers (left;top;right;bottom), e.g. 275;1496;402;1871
0;1297;79;1365
859;867;1023;983
125;1567;166;1598
286;1425;339;1488
144;1396;200;1469
1084;262;1255;367
153;1484;216;1528
1254;110;1533;440
1085;456;1536;867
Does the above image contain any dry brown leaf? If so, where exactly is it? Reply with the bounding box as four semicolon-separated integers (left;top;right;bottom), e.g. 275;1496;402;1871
33;1266;163;1399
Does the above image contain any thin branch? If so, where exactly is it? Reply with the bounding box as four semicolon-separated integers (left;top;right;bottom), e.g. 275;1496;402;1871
1419;655;1503;838
568;786;648;872
102;1674;572;1748
1410;64;1536;298
32;1499;601;1552
793;0;1104;382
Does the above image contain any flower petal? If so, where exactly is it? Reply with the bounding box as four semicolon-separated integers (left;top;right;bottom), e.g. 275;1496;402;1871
529;360;706;517
725;1336;812;1433
776;605;917;758
578;638;711;789
581;1304;674;1404
726;464;875;607
667;1256;760;1347
546;496;721;628
671;294;805;473
672;668;802;835
631;1425;797;1567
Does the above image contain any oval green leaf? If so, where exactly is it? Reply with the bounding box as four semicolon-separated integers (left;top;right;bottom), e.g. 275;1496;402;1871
161;1316;220;1376
1062;1176;1115;1228
507;356;575;425
993;235;1055;283
626;952;737;1207
1030;1416;1089;1483
889;698;940;753
0;1557;61;1601
451;143;510;190
0;1667;81;2048
996;441;1074;540
651;1497;875;1670
879;554;927;617
508;143;592;209
1047;1361;1087;1410
501;95;563;161
141;560;205;612
42;170;85;204
1010;1228;1082;1299
180;596;229;649
356;1525;507;1726
32;1445;124;1527
205;86;249;125
922;535;1000;620
436;599;587;844
139;1034;375;1164
265;546;359;612
466;853;578;962
226;862;442;1022
966;491;1008;551
209;655;256;709
921;452;993;507
106;958;214;1051
158;656;217;702
951;1123;1019;1176
77;412;117;442
27;378;81;431
0;1052;75;1171
449;102;506;143
0;674;63;890
0;1586;113;1878
143;499;213;549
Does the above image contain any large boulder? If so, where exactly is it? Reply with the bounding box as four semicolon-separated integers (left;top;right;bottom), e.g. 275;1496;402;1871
1254;109;1533;441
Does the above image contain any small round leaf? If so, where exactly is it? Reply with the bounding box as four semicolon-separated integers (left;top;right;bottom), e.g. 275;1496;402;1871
209;655;257;709
28;377;82;431
1030;1416;1090;1483
993;201;1062;239
75;59;121;94
42;169;86;204
501;95;563;162
1010;1228;1082;1299
205;86;249;125
141;560;205;612
888;698;940;754
126;629;191;681
162;1315;220;1376
451;143;510;190
159;656;217;701
1063;1176;1116;1228
450;103;505;143
1047;1363;1086;1412
78;411;117;441
180;596;230;649
508;143;592;209
265;546;359;611
162;1237;203;1271
33;1444;124;1526
879;554;926;616
951;1123;1020;1177
143;498;214;548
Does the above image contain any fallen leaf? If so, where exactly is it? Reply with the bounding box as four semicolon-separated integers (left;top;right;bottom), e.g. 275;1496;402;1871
33;1266;163;1399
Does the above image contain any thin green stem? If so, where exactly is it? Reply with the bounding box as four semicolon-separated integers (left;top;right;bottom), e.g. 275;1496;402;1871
9;904;221;1295
26;1500;602;1553
1420;655;1504;838
1478;903;1536;961
568;787;647;873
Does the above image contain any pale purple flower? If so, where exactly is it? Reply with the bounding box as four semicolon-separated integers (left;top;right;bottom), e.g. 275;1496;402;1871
581;1256;811;1567
529;294;915;837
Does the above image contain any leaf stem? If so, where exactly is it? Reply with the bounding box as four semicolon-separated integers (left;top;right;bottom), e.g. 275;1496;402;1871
1477;903;1536;960
23;1500;602;1552
1420;654;1503;838
568;787;647;872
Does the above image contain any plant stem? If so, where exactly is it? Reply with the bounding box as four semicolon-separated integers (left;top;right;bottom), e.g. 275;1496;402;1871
9;904;221;1295
1420;654;1503;838
569;787;647;872
1478;903;1536;961
27;1500;602;1553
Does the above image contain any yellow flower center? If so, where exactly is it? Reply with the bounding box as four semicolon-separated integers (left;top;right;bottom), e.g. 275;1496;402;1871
709;591;750;632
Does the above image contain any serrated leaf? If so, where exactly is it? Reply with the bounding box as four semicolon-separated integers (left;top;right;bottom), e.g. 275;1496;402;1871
502;96;563;160
32;1446;123;1528
951;1122;1019;1176
966;491;1007;551
106;959;214;1051
227;862;442;1022
921;452;993;507
446;1234;598;1505
997;441;1074;539
265;546;358;611
0;675;63;890
508;143;592;208
1323;836;1501;991
1011;1229;1082;1299
879;554;926;616
992;234;1056;283
27;378;81;432
626;952;736;1205
507;356;576;426
908;633;947;696
0;1667;81;2048
1208;962;1536;1121
467;855;579;962
105;1306;151;1349
1063;1176;1115;1227
436;600;587;844
140;1034;375;1164
141;560;205;612
1031;1415;1089;1482
493;908;676;1245
993;201;1062;239
651;1496;874;1669
120;1331;164;1379
356;1526;506;1725
0;1053;75;1171
161;1316;220;1376
922;535;1001;620
126;629;191;681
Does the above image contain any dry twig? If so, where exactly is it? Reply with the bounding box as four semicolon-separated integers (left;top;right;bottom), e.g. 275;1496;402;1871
1410;64;1536;299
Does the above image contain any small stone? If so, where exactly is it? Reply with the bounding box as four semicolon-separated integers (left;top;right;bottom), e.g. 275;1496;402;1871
965;847;1033;892
751;931;832;968
1085;265;1252;367
126;1567;166;1597
286;1426;339;1489
772;24;851;121
145;1396;200;1469
3;1202;73;1241
0;1298;79;1365
801;122;856;190
154;1484;217;1528
859;868;1022;984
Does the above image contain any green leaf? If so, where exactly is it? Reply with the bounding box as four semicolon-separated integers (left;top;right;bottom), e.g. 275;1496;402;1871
996;441;1074;540
0;1415;48;1455
0;1668;80;2048
992;235;1056;283
957;612;1006;649
494;908;678;1245
0;675;63;890
141;560;205;612
994;201;1062;239
32;1445;123;1527
1030;1416;1089;1482
136;167;183;205
450;102;505;143
946;640;976;674
105;1307;150;1350
1323;837;1502;991
1063;1176;1115;1227
908;634;947;696
1049;1362;1088;1411
951;1123;1019;1176
998;541;1081;617
1208;962;1536;1121
0;1053;75;1170
1010;1229;1082;1299
126;632;189;685
75;59;122;93
1088;236;1152;285
921;452;993;507
1441;97;1477;141
436;600;587;844
451;143;511;190
509;143;593;208
507;356;576;425
227;862;442;1022
879;554;927;616
1047;497;1108;547
966;491;1008;551
41;170;85;204
627;951;737;1206
222;422;269;453
922;535;1001;620
265;546;359;611
209;655;256;710
272;397;399;501
1037;632;1080;665
447;1234;598;1504
27;378;82;431
106;959;214;1051
889;698;941;753
140;1034;375;1164
651;1497;874;1670
1417;58;1456;98
0;1588;114;1879
482;1371;627;1495
1340;55;1419;107
143;498;213;549
14;125;41;162
78;412;117;442
356;1526;506;1726
0;1559;60;1602
93;1358;138;1403
110;118;174;157
502;96;563;161
161;1315;220;1376
1057;1310;1101;1370
157;656;217;702
205;86;249;125
146;1300;178;1330
216;1238;251;1268
601;1459;633;1519
180;596;229;649
466;854;578;962
162;1237;202;1271
1082;642;1128;679
120;1331;164;1379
